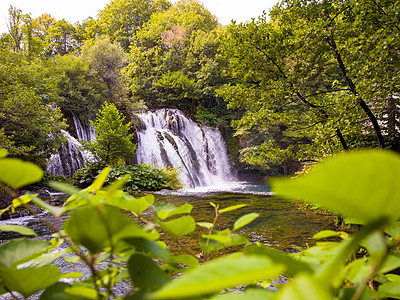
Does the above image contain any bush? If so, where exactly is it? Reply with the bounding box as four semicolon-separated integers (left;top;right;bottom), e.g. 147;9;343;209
73;163;182;191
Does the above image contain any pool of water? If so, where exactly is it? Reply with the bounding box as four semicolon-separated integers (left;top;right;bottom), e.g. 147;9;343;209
0;181;335;251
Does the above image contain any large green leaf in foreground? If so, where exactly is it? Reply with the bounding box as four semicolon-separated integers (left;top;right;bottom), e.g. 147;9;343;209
0;158;43;189
153;254;284;299
272;150;400;224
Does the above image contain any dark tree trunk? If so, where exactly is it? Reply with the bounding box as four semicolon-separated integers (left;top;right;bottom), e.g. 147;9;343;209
327;36;386;148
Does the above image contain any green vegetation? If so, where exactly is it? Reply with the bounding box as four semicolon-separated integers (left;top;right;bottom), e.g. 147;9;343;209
218;0;400;173
0;49;67;167
81;102;136;166
1;146;400;299
73;163;182;191
1;0;398;176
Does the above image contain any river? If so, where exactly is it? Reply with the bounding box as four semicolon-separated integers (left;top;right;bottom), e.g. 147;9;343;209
0;181;335;251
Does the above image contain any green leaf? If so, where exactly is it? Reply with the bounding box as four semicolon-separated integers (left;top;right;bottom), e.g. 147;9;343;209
0;158;43;189
244;245;313;277
379;253;400;274
378;281;400;299
211;288;275;299
106;193;154;215
154;202;177;212
0;224;37;237
219;204;247;213
345;258;373;285
128;254;170;291
158;216;196;238
0;148;8;158
200;230;249;253
313;230;349;240
202;233;232;244
0;238;52;268
123;238;172;262
88;166;111;192
30;194;64;216
197;222;213;229
316;217;387;286
12;194;32;208
170;254;199;270
48;181;81;196
0;265;62;298
105;174;130;195
40;282;93;300
64;205;158;254
385;221;400;238
272;150;400;223
157;203;193;220
152;254;285;299
233;213;259;231
64;286;98;299
275;274;333;300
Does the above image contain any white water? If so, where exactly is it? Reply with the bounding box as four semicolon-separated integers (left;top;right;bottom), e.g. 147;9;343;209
71;113;96;142
47;113;96;178
136;109;237;189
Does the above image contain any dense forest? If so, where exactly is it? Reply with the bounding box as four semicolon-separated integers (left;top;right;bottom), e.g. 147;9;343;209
0;0;399;177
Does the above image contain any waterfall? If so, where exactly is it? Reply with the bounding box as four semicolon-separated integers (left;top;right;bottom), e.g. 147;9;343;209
46;130;86;178
71;113;96;142
46;113;96;178
136;109;237;188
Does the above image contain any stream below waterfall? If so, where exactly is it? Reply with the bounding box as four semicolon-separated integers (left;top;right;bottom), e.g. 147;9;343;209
0;183;336;250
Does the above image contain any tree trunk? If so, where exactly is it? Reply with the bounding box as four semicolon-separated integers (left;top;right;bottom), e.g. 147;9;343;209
327;36;386;148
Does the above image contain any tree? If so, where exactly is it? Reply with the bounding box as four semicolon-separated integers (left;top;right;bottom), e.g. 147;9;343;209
0;49;66;166
81;102;136;165
97;0;171;51
81;37;128;102
46;19;78;56
125;0;226;115
217;0;399;171
7;6;23;52
48;54;109;121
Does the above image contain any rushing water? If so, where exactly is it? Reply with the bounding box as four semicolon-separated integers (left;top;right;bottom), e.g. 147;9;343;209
46;112;96;178
136;109;237;188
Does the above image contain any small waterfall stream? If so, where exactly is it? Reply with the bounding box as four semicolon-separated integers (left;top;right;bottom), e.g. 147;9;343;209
136;109;237;188
46;114;96;178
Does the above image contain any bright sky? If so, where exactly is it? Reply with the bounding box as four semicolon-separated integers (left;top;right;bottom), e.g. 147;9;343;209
0;0;280;35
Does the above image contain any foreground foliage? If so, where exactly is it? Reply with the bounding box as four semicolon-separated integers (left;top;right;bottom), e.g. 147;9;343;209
1;148;400;299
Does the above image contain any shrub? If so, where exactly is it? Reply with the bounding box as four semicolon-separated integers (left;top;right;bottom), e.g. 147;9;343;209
73;163;182;192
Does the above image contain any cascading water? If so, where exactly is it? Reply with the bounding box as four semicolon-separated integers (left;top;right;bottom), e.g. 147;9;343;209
46;113;96;178
46;130;86;178
136;109;237;188
71;113;96;142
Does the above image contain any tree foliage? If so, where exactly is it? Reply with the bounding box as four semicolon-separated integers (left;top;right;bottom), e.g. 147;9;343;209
81;102;136;165
218;0;400;172
81;37;129;102
48;54;108;121
0;49;66;166
97;0;172;51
